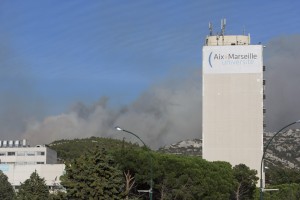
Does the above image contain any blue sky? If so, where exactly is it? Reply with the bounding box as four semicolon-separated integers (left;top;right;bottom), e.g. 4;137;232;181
1;0;299;113
1;1;300;145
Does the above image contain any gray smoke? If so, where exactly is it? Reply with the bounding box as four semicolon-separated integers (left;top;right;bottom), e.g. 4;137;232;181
0;38;45;140
264;35;300;131
22;68;202;149
8;35;300;148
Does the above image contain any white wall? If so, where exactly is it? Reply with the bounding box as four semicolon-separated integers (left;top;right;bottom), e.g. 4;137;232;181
0;164;65;186
0;146;57;164
202;44;264;183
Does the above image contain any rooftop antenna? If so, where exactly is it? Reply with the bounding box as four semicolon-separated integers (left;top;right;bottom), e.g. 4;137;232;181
209;22;213;36
221;18;226;36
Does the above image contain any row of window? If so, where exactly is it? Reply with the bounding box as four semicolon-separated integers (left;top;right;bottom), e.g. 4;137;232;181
0;151;45;156
1;161;45;165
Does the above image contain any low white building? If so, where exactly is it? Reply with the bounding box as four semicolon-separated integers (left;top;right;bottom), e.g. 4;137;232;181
0;140;65;190
0;164;65;190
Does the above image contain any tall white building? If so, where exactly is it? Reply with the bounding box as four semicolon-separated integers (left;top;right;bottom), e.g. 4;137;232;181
202;20;264;180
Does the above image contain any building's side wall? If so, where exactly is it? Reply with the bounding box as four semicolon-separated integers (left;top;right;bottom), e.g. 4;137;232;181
0;146;57;164
202;45;263;178
0;164;65;186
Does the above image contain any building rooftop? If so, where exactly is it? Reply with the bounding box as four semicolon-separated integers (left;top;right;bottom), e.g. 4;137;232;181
205;19;250;46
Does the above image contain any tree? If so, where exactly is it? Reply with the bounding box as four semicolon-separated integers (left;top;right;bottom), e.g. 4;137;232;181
124;170;135;200
49;191;68;200
266;166;300;185
61;147;124;199
17;170;49;200
232;164;258;200
113;147;235;200
0;170;15;200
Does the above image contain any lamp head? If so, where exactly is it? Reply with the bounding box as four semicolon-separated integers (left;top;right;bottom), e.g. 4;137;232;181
115;126;123;131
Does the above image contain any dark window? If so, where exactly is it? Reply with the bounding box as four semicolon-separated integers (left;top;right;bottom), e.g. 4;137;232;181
7;152;15;156
37;152;45;156
27;152;35;156
17;152;25;156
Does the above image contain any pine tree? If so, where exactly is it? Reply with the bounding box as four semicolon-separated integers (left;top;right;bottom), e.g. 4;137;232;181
0;170;15;200
61;147;124;199
232;164;258;200
17;170;49;200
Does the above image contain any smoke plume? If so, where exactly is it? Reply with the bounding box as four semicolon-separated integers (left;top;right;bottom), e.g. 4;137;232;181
0;37;45;140
264;35;300;131
4;35;300;149
22;68;202;149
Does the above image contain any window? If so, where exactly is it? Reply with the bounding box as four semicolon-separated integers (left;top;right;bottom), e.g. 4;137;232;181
16;162;26;165
17;152;25;156
37;162;44;164
26;152;35;156
36;151;45;156
0;152;6;156
7;152;15;156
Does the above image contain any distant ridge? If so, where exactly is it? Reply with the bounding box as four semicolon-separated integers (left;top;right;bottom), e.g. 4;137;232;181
48;129;300;169
158;129;300;169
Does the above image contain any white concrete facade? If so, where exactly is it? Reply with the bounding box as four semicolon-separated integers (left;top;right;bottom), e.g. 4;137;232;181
0;145;57;165
0;143;65;190
202;34;264;180
0;164;65;188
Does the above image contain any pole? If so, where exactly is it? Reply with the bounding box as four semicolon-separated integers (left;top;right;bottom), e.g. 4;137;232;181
260;120;300;200
115;126;153;200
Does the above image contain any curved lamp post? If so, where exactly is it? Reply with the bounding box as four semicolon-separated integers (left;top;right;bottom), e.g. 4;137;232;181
260;120;300;200
115;126;153;200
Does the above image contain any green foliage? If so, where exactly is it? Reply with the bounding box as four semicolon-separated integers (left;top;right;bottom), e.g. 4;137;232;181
255;183;300;200
0;170;15;200
49;137;263;199
49;191;67;200
49;137;138;162
258;165;300;200
17;170;49;200
266;166;300;185
61;147;125;199
113;147;235;200
232;164;258;200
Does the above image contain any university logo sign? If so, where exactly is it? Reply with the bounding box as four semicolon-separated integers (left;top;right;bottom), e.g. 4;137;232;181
203;45;262;74
209;52;258;68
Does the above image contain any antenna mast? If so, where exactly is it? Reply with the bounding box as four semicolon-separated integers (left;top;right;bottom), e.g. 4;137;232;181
209;22;213;36
221;18;226;36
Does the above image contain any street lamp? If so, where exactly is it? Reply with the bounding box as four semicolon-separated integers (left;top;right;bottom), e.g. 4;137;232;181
115;126;153;200
260;120;300;200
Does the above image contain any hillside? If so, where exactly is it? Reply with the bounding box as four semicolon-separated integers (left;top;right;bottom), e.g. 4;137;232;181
48;136;139;162
264;129;300;169
48;129;300;169
158;129;300;169
158;138;202;156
